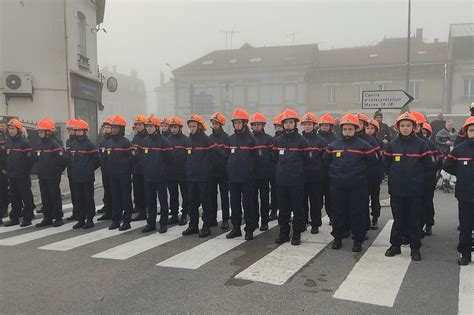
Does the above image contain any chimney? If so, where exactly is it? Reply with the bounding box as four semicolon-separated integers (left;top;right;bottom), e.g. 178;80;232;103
160;71;164;86
434;38;439;43
416;28;423;41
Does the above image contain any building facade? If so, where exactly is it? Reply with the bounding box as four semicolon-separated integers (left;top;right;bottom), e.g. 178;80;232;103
153;71;175;118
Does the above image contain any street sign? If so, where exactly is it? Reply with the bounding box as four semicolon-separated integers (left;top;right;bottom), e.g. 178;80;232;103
362;90;413;109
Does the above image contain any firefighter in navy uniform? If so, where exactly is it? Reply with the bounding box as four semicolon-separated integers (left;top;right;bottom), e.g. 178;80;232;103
105;115;135;231
384;112;435;261
301;112;327;234
250;112;274;231
34;119;67;227
317;114;338;225
4;119;34;227
209;112;230;230
226;108;257;240
182;114;220;238
0;117;9;224
131;115;148;221
69;120;100;229
454;102;474;146
97;118;113;221
167;116;189;226
444;117;474;265
161;117;172;138
274;109;309;246
65;119;78;221
325;113;378;252
269;113;284;221
140;115;172;234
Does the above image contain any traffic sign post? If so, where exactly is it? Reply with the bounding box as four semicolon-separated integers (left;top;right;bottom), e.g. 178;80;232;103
362;90;414;110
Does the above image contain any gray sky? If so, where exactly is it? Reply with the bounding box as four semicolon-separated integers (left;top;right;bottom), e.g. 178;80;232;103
97;0;473;112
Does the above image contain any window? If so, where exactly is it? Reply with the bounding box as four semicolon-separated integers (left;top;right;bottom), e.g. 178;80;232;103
202;60;214;65
355;84;368;103
77;12;87;57
284;84;297;103
229;59;237;64
327;85;337;104
409;81;422;102
464;77;474;100
246;85;259;104
249;57;262;63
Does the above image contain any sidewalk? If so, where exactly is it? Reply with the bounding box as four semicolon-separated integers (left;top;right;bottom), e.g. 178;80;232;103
31;170;103;207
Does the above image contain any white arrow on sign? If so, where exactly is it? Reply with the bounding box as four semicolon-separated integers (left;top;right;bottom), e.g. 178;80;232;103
362;90;414;109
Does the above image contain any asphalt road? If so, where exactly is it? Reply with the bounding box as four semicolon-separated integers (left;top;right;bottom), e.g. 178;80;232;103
0;186;472;314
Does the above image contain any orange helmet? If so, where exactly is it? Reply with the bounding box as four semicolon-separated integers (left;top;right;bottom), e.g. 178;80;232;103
300;112;318;124
66;119;78;129
367;118;380;131
8;118;23;133
250;112;267;124
356;112;369;124
410;111;426;125
170;116;184;127
74;119;89;131
396;112;417;126
339;113;360;128
37;119;55;132
319;114;335;125
162;116;172;125
146;115;161;127
43;118;56;131
422;122;432;134
102;117;114;126
111;115;127;127
231;108;250;121
187;114;206;130
210;112;226;125
281;108;299;123
463;116;474;131
134;114;148;125
273;113;284;125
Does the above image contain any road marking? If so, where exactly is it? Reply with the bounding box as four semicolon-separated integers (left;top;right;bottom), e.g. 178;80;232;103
459;264;474;315
234;216;333;285
157;219;278;269
0;205;102;246
333;219;411;307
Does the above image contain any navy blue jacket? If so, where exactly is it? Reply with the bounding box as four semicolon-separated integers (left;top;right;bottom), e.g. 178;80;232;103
69;136;100;183
132;131;147;175
274;130;309;187
5;134;34;179
140;131;172;183
98;134;110;174
209;129;230;179
443;140;474;202
34;135;66;180
318;130;338;146
226;126;257;183
104;135;134;177
384;133;435;197
253;130;274;180
65;135;76;177
166;132;187;181
302;130;327;183
324;135;378;189
0;132;7;174
185;130;220;182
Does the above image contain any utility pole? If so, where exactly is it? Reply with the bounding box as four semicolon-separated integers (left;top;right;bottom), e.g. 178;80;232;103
402;0;412;113
221;29;239;49
287;32;296;45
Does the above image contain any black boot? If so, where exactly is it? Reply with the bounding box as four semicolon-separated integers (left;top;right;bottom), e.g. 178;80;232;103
291;232;301;246
424;225;432;236
221;220;229;230
158;224;168;234
226;228;242;239
245;231;254;241
199;226;211;238
36;219;53;227
36;207;44;214
83;220;94;229
20;219;32;227
178;214;188;226
331;239;342;250
402;236;410;245
131;212;146;221
370;217;378;230
142;225;156;233
182;226;199;236
259;223;268;231
310;226;319;234
411;248;422;261
97;214;111;221
119;222;131;231
352;240;362;252
385;246;401;257
66;214;77;221
458;253;472;266
4;219;19;227
109;221;121;230
52;218;64;227
97;207;105;214
73;221;85;229
168;215;179;225
269;210;278;221
275;234;290;244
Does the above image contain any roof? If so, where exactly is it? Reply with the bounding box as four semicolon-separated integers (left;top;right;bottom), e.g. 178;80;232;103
449;23;474;38
174;42;319;73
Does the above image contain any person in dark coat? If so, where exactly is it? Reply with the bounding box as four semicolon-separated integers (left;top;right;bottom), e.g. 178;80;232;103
373;110;391;145
269;113;284;221
250;112;274;232
0;116;9;224
209;112;230;230
443;116;474;265
69;120;101;229
454;103;474;146
97;118;113;221
65;119;78;221
131;115;148;221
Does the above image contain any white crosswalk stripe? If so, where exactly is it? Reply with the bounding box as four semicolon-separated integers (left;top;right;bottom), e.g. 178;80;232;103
235;216;333;285
333;219;412;307
458;264;474;315
157;220;278;269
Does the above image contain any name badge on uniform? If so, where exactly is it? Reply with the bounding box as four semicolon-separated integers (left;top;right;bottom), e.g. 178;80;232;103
231;148;235;154
336;152;341;158
187;149;192;155
395;155;401;162
279;149;285;155
144;149;148;154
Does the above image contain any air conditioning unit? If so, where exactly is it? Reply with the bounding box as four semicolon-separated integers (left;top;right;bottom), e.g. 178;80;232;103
3;72;33;95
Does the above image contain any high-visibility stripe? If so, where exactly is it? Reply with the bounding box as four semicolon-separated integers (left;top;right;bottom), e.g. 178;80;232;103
273;147;306;151
74;149;99;154
173;145;187;150
225;146;256;150
254;145;274;149
9;148;33;152
141;147;172;151
384;150;432;157
186;143;217;151
35;148;64;153
447;154;472;161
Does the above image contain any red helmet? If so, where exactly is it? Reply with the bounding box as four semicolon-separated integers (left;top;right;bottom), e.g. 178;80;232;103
339;113;360;128
463;116;474;132
147;115;161;127
210;112;226;125
319;114;335;125
111;115;127;127
37;119;55;132
300;112;318;124
187;114;206;130
8;118;23;133
273;113;284;125
231;108;250;121
356;112;369;124
74;119;89;131
162;117;172;125
367;118;380;131
66;119;78;129
134;114;148;125
280;108;299;123
170;116;184;127
250;112;267;124
422;122;432;134
396;112;417;126
410;111;426;125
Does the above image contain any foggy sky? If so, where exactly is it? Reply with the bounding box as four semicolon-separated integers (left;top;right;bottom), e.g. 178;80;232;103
97;0;473;113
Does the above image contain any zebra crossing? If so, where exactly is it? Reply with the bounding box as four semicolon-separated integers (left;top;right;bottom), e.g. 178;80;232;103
0;202;471;313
